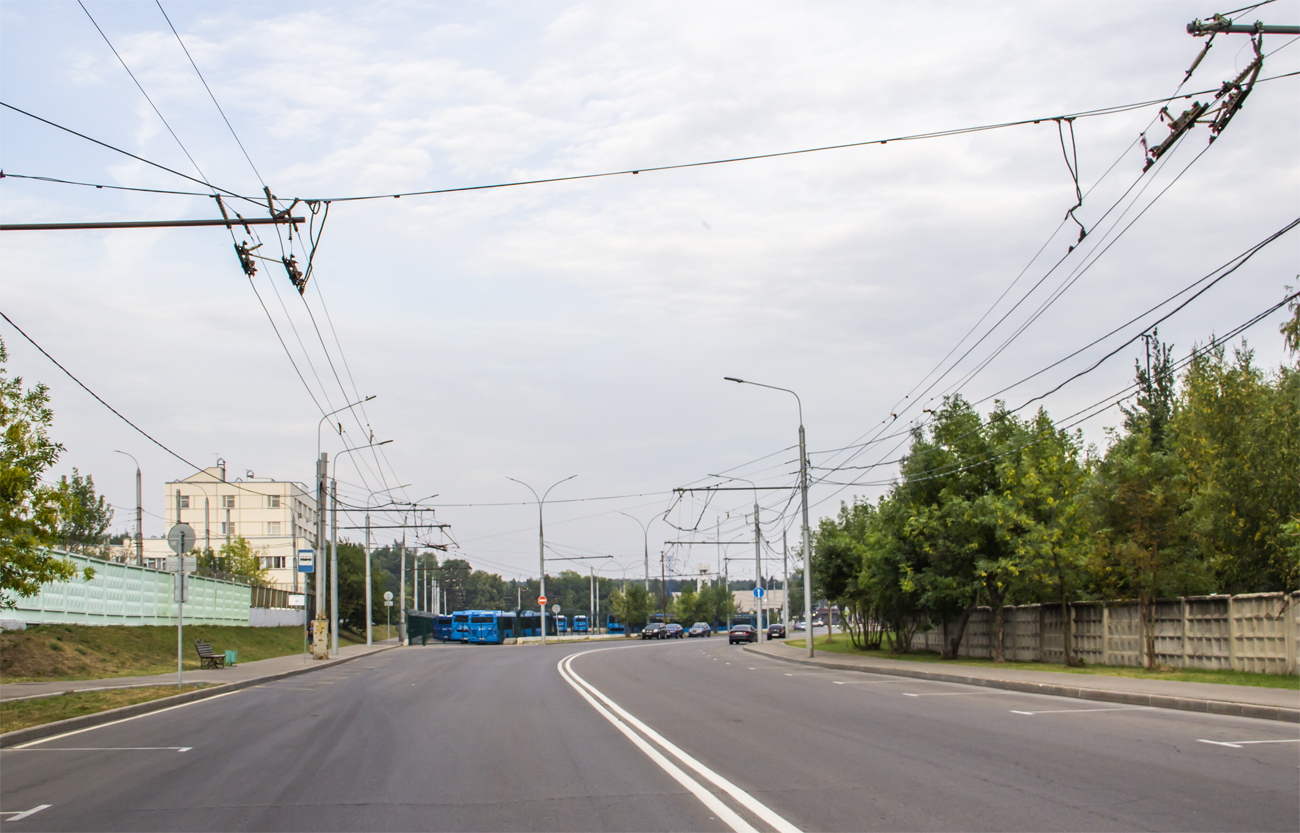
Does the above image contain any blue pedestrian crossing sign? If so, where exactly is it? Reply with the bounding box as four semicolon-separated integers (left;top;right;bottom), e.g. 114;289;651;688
298;549;315;573
753;587;765;598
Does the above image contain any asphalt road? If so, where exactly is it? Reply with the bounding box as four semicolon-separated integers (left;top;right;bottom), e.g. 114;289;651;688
1;638;1296;831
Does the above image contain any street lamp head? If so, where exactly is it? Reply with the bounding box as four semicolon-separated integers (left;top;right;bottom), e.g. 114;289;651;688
723;377;744;384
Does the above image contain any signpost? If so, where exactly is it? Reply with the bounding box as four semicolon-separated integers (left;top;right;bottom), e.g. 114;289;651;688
297;548;314;573
167;522;195;690
384;591;394;639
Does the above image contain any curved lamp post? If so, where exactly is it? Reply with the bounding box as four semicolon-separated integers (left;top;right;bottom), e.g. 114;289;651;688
328;439;392;657
507;475;577;645
112;450;143;565
618;512;653;597
724;377;814;658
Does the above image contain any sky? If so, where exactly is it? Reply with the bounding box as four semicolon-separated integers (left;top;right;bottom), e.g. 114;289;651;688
2;0;1298;587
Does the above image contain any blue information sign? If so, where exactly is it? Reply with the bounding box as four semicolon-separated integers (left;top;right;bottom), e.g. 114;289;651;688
297;548;315;573
753;586;765;598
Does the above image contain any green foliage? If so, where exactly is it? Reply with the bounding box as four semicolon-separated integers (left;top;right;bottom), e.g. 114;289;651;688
608;582;653;628
0;339;92;608
335;542;386;629
55;468;114;555
195;536;270;586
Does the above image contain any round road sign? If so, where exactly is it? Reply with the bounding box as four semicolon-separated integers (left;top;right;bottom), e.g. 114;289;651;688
538;595;548;605
383;591;393;601
552;603;561;614
167;523;196;554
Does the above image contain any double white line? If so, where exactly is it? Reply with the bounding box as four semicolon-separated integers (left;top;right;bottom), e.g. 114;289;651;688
558;649;801;833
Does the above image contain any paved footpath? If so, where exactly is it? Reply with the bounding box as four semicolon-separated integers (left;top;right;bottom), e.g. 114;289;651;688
745;640;1300;722
0;640;400;703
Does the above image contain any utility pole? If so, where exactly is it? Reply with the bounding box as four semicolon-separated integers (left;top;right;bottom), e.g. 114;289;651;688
783;530;790;631
754;501;763;644
330;479;339;658
313;453;327;659
660;550;667;622
365;512;372;646
399;532;406;645
133;464;142;565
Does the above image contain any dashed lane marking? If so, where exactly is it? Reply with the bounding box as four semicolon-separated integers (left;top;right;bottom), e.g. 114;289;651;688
5;746;191;752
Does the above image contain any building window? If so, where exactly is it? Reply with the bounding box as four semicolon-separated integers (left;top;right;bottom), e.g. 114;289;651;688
267;495;281;509
222;495;236;509
266;522;281;536
178;495;190;509
261;556;286;570
220;522;233;536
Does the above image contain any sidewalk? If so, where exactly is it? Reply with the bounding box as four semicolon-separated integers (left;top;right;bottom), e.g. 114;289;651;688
0;639;399;703
744;641;1299;723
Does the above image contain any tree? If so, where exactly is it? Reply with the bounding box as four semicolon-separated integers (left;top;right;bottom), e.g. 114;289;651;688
335;542;386;630
1;339;92;608
196;536;270;586
1171;342;1299;592
56;468;113;555
608;582;652;630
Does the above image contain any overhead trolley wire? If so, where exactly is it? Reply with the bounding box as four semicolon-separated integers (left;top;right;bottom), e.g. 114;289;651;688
300;77;1298;204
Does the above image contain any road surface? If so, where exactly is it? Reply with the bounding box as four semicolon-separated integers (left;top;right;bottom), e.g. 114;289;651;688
2;639;1296;831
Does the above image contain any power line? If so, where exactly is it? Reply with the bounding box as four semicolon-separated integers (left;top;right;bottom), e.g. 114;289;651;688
155;0;267;189
77;0;213;190
303;76;1299;203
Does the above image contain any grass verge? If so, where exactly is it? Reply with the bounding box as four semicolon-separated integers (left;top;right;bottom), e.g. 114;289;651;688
0;684;215;734
782;634;1299;689
0;624;310;682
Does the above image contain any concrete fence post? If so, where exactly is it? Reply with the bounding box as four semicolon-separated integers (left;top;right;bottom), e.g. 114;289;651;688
1286;593;1298;675
1101;605;1110;667
1181;597;1189;667
1227;595;1238;672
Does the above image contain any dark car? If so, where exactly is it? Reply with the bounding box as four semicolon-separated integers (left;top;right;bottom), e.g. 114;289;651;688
687;622;712;637
729;624;757;644
662;623;685;639
767;623;786;639
640;623;665;639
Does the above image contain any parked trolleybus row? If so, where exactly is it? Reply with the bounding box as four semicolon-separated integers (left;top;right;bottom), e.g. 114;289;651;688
403;610;794;645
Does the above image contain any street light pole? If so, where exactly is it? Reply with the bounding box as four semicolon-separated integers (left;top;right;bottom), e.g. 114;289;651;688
724;377;815;658
328;439;393;657
618;513;652;597
113;450;143;566
507;475;577;645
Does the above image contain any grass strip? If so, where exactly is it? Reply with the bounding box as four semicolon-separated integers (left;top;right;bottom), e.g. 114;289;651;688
0;684;215;733
782;634;1298;689
1;624;376;683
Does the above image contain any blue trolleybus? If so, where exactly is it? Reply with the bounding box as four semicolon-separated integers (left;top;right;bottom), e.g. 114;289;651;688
606;615;625;635
466;610;517;644
556;615;568;634
573;614;589;634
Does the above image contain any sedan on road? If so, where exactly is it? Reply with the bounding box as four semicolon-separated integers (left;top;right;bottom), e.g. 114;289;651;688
640;623;665;639
767;623;786;639
661;623;685;639
687;623;712;637
728;624;757;644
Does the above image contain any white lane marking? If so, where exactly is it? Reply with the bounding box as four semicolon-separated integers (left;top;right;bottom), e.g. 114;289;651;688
5;746;191;752
1010;707;1153;716
0;805;51;821
555;657;758;833
11;690;238;748
833;679;910;685
563;650;802;833
1198;738;1300;749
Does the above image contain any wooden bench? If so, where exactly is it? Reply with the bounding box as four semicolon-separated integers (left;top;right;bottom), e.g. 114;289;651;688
194;640;225;669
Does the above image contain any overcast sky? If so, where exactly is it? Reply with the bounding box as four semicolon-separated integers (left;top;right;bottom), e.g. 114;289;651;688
3;1;1297;586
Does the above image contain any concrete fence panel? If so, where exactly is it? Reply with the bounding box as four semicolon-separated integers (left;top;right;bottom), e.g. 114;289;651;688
7;551;251;627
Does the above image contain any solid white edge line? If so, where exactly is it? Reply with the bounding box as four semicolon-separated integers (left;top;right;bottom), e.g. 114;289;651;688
1197;739;1243;748
5;746;192;752
1199;738;1299;747
11;690;239;748
556;656;758;833
564;650;803;833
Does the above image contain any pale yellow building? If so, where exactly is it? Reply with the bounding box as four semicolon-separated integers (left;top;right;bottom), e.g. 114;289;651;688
163;463;318;591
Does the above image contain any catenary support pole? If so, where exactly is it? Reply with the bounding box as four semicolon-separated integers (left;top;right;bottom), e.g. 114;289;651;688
365;513;372;646
330;479;339;658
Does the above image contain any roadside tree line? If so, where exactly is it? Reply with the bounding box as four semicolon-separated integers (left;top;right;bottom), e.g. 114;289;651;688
809;332;1298;669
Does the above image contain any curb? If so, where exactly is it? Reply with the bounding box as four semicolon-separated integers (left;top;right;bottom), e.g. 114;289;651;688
742;645;1300;724
0;644;398;748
